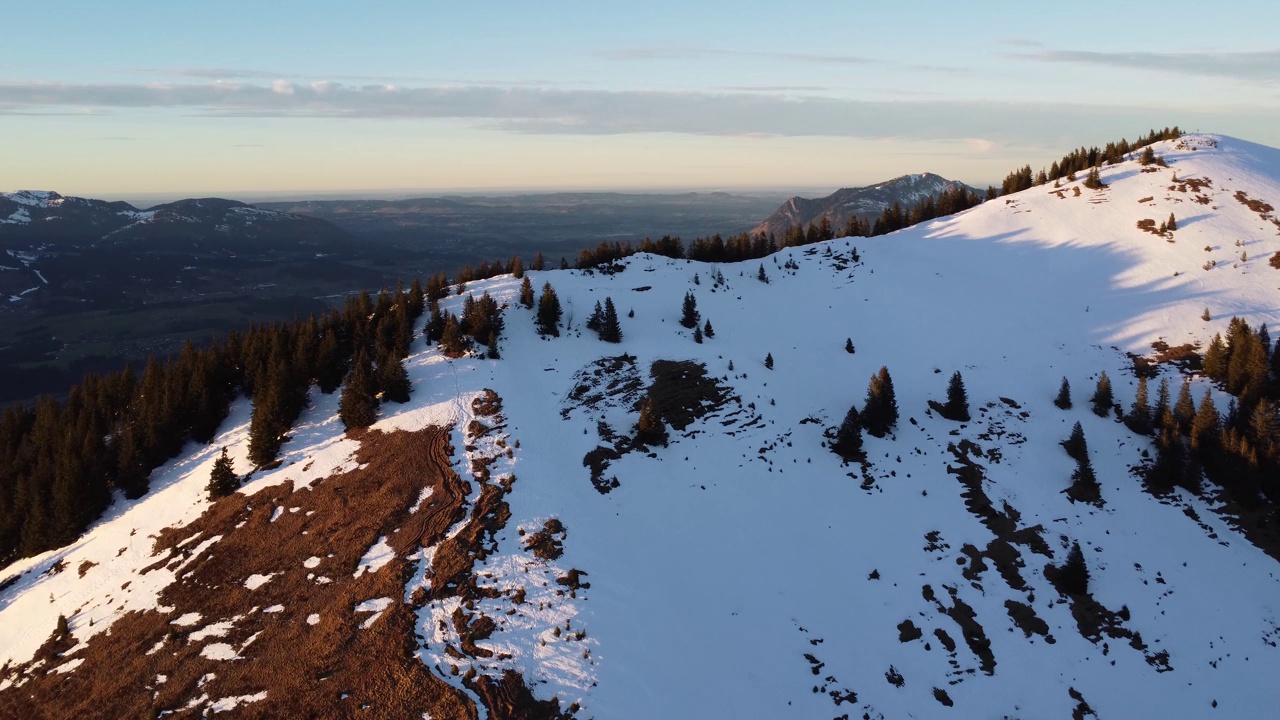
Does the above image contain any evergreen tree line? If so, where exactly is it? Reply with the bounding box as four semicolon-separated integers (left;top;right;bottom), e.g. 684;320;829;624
998;127;1181;196
0;280;428;566
1141;318;1280;505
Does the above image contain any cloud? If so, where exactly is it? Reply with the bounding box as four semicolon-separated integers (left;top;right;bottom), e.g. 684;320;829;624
1021;49;1280;83
0;79;1261;143
597;47;874;66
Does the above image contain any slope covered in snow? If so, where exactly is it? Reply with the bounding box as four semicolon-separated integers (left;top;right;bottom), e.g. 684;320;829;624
2;134;1280;718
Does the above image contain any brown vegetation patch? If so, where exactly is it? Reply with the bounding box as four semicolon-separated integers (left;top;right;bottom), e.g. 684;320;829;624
76;560;97;578
561;355;643;420
1148;340;1203;372
1005;600;1054;643
0;425;485;720
1135;219;1169;238
1137;196;1154;204
1235;190;1275;215
646;360;730;431
1271;252;1280;270
523;519;566;561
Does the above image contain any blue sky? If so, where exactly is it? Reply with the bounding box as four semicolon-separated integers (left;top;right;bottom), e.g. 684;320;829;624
3;0;1278;200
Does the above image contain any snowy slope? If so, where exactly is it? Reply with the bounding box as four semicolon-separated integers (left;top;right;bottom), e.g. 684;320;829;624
3;134;1280;718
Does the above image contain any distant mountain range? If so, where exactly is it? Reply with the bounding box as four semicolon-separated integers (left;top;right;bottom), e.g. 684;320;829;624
0;191;352;255
751;173;978;237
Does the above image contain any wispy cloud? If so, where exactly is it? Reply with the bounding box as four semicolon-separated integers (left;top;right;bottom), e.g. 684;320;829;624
597;47;874;66
1021;49;1280;83
0;79;1258;143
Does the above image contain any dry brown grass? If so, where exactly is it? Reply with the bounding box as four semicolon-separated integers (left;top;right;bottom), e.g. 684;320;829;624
0;426;498;719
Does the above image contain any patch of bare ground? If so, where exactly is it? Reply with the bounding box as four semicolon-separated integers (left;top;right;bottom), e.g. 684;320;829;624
1069;686;1100;719
0;425;483;719
1133;341;1202;377
0;391;566;720
579;358;739;492
1135;218;1173;240
1044;553;1172;672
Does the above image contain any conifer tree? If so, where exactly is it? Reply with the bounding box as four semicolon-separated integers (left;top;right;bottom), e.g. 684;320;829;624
757;264;769;283
845;338;855;354
1051;542;1090;596
1062;421;1088;462
693;326;703;344
339;352;379;431
862;367;899;438
831;405;864;461
377;352;411;404
764;353;774;370
1054;377;1072;409
1203;334;1228;380
703;320;714;339
1148;423;1187;493
440;313;468;357
1190;388;1220;454
634;397;668;447
511;256;525;279
536;283;562;337
1173;379;1196;433
1153;377;1171;423
586;301;604;333
1089;371;1114;417
486;330;501;359
680;291;700;329
315;328;347;394
519;276;535;309
942;371;970;421
206;447;239;500
532;252;545;271
1167;213;1177;231
599;298;622;343
1126;376;1153;435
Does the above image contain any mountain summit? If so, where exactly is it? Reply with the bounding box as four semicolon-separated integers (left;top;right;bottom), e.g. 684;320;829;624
1;134;1279;718
751;172;978;237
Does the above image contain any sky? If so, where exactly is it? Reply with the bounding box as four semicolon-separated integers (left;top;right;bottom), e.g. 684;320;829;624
2;0;1279;201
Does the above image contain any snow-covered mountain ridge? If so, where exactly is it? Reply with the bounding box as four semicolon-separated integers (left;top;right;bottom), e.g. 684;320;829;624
2;134;1280;718
751;173;979;238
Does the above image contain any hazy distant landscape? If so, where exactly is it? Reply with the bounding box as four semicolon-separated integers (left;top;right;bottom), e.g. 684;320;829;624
0;190;787;406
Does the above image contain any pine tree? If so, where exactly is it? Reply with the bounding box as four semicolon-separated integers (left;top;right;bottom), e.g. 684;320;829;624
634;397;667;447
531;252;545;271
764;353;774;370
1203;333;1227;379
680;291;700;329
376;352;411;404
942;371;970;421
536;283;562;337
1153;377;1171;423
440;313;468;356
845;338;855;354
693;325;703;344
1173;379;1196;434
206;447;239;500
586;301;604;333
1167;213;1177;231
339;352;378;431
519;276;535;309
1089;371;1114;417
832;405;864;461
599;297;622;343
511;256;525;278
862;367;899;438
757;265;769;283
1054;377;1072;409
1051;542;1090;596
1190;388;1220;454
703;320;714;339
1062;421;1088;462
1126;376;1153;435
486;330;501;359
